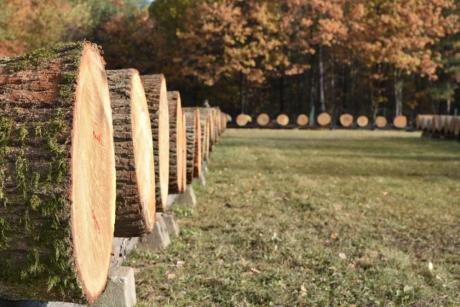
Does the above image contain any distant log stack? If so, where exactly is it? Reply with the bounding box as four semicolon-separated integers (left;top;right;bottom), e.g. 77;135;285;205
276;114;290;127
141;74;169;211
220;112;229;131
167;91;186;194
108;69;156;237
317;112;332;127
183;107;202;182
375;116;387;129
357;115;369;128
296;114;309;127
417;114;460;141
199;109;211;163
393;115;407;129
181;112;188;185
257;113;270;127
339;113;354;128
0;43;116;303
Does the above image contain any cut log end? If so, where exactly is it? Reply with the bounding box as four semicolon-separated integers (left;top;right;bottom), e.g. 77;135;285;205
393;115;407;129
276;114;289;127
357;115;369;128
375;116;387;128
317;112;332;127
167;91;185;194
71;43;116;303
236;113;251;127
339;113;354;128
296;114;309;127
256;113;270;127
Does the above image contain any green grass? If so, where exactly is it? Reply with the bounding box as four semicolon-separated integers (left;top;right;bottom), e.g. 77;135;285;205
128;129;460;306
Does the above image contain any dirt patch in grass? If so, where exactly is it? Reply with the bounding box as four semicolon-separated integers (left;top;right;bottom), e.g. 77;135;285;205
128;129;460;306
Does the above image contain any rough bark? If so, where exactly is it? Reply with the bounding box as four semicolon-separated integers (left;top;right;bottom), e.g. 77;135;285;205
0;42;116;304
183;108;202;182
167;91;185;194
108;69;156;237
141;74;169;211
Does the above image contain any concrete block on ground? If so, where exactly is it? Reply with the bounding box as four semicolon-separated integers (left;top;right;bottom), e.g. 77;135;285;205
166;194;179;210
198;172;206;186
92;266;136;307
139;213;171;250
172;185;196;209
161;213;180;238
110;237;139;268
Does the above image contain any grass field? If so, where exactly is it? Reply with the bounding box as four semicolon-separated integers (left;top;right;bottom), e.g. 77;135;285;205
128;129;460;306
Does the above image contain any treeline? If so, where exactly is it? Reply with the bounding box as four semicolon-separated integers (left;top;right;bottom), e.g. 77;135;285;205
1;0;459;123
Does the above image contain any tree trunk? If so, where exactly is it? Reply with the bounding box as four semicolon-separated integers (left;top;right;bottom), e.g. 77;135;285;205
319;46;326;112
141;75;169;212
167;91;185;194
108;69;156;237
0;42;116;304
394;71;403;117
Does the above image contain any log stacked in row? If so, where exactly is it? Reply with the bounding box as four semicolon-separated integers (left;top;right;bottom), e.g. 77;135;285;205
238;113;409;129
417;114;460;139
0;42;230;304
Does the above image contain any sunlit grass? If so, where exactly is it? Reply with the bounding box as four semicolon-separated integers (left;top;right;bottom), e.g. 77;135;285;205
129;129;460;306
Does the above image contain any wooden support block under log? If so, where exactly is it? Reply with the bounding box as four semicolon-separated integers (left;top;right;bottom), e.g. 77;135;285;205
167;91;186;194
107;69;156;237
317;112;332;127
357;115;369;128
296;114;309;127
0;42;116;303
375;116;387;129
339;113;354;128
257;113;270;127
393;115;407;129
276;114;290;127
183;107;202;183
141;74;169;212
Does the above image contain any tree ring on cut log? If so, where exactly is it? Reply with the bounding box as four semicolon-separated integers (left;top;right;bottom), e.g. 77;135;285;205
256;113;270;127
276;114;289;127
393;115;407;129
71;44;116;303
141;75;170;211
339;113;354;128
317;112;332;127
375;116;387;128
296;114;309;127
357;115;369;127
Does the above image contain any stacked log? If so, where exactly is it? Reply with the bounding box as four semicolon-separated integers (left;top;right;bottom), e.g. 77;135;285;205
375;116;387;129
107;69;156;237
276;114;290;127
357;115;369;128
0;42;116;303
183;107;202;182
340;113;354;128
317;112;332;127
296;114;309;127
167;91;186;194
141;74;169;212
257;113;270;127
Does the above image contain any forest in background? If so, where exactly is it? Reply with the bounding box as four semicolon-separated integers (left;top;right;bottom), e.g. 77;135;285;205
0;0;459;123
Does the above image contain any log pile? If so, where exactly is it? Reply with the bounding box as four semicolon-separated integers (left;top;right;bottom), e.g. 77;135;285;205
417;114;460;140
0;42;230;304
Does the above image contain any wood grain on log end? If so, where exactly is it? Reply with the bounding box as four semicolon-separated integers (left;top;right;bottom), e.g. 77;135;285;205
296;114;309;127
